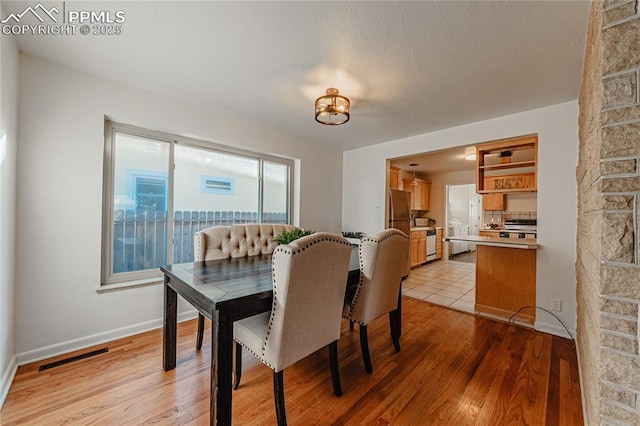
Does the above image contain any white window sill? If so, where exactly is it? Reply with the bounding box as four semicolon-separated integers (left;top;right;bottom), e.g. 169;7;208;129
96;277;163;293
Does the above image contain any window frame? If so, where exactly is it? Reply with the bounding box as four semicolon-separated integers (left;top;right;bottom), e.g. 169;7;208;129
101;120;294;287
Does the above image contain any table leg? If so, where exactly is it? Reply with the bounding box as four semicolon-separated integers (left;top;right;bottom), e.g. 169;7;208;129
211;309;234;425
163;275;177;371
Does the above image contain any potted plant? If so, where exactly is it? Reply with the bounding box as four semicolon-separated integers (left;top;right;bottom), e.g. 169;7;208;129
273;228;314;244
499;150;513;164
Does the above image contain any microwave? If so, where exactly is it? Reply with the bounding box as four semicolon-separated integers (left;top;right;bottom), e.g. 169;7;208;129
414;218;434;227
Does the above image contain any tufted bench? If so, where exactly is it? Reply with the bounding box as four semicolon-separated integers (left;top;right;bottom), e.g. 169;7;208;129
193;223;298;349
193;223;298;261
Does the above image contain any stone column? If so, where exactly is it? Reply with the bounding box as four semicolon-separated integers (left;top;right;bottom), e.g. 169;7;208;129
577;1;640;424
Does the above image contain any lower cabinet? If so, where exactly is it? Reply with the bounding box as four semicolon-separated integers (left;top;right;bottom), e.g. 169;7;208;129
479;230;499;237
410;231;427;267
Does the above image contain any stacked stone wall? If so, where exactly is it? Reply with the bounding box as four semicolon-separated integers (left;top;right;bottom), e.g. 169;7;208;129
578;1;640;424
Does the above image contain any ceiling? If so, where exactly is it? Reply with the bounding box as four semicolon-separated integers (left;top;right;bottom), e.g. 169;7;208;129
391;144;478;175
2;1;590;151
390;142;536;175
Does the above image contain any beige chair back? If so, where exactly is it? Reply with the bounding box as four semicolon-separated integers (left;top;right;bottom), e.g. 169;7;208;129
194;223;297;261
260;232;352;372
346;229;409;325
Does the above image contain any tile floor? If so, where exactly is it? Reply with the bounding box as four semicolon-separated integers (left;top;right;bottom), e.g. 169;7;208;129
402;259;476;314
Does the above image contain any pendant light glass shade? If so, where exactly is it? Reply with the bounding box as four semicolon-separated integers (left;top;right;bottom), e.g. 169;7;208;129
315;88;350;125
410;163;420;185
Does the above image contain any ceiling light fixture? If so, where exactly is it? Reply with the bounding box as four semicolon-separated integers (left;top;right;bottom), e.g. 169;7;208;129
464;153;477;161
315;88;350;125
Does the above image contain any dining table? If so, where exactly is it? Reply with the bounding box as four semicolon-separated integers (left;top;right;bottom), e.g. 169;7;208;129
161;244;401;425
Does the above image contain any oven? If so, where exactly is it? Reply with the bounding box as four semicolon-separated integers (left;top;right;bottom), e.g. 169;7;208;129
499;231;535;239
500;219;537;239
426;229;437;261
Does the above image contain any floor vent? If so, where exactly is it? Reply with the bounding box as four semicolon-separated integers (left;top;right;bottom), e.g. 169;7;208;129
38;348;109;371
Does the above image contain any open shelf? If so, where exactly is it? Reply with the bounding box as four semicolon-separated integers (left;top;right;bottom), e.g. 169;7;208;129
480;160;536;171
478;188;538;194
476;135;538;193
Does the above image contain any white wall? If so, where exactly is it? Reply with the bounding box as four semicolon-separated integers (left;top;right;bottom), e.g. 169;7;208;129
504;193;537;213
0;32;18;405
343;101;579;337
15;53;344;361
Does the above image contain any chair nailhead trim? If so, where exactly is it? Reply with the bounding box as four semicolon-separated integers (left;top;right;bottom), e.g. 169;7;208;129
253;233;350;368
345;229;407;321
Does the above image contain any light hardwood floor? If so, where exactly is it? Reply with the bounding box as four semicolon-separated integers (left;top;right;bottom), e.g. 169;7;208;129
1;297;583;425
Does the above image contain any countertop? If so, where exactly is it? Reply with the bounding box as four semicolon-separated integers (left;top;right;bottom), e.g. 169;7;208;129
445;235;538;250
411;226;443;231
479;229;536;233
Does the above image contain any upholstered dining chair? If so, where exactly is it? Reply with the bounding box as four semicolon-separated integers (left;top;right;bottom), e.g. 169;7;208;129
343;228;409;374
192;223;297;349
233;232;352;426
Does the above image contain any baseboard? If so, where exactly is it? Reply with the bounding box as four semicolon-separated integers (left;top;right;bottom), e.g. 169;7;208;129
534;320;576;340
475;310;535;329
0;355;18;409
15;310;198;366
475;303;535;325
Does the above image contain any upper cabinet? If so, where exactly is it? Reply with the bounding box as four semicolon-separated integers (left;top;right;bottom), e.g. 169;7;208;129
482;193;505;211
403;178;431;211
476;135;538;194
390;166;401;190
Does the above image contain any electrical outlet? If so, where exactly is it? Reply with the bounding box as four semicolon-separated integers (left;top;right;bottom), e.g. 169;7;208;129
552;299;562;312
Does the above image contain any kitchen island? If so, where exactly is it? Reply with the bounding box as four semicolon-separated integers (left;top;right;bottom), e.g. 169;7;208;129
446;235;538;324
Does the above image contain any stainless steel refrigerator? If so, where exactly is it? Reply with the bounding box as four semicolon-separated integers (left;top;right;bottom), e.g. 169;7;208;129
388;189;411;276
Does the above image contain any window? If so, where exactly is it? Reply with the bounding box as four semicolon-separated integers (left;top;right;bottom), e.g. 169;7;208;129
102;121;293;286
263;161;290;224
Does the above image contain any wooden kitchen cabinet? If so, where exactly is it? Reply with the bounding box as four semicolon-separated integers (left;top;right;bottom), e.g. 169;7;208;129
476;135;538;194
404;179;416;210
390;166;401;190
435;228;443;259
421;181;431;211
482;193;504;211
403;178;431;211
410;230;427;267
410;180;422;210
479;230;500;237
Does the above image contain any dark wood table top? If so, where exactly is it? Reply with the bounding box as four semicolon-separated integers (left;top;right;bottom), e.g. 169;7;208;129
161;246;361;316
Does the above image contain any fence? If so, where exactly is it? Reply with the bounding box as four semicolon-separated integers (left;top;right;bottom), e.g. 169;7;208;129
113;210;287;273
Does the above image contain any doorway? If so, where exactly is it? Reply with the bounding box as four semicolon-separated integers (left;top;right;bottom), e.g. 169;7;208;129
446;183;482;263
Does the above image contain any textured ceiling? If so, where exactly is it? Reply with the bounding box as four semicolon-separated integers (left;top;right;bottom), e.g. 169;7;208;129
3;1;590;150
